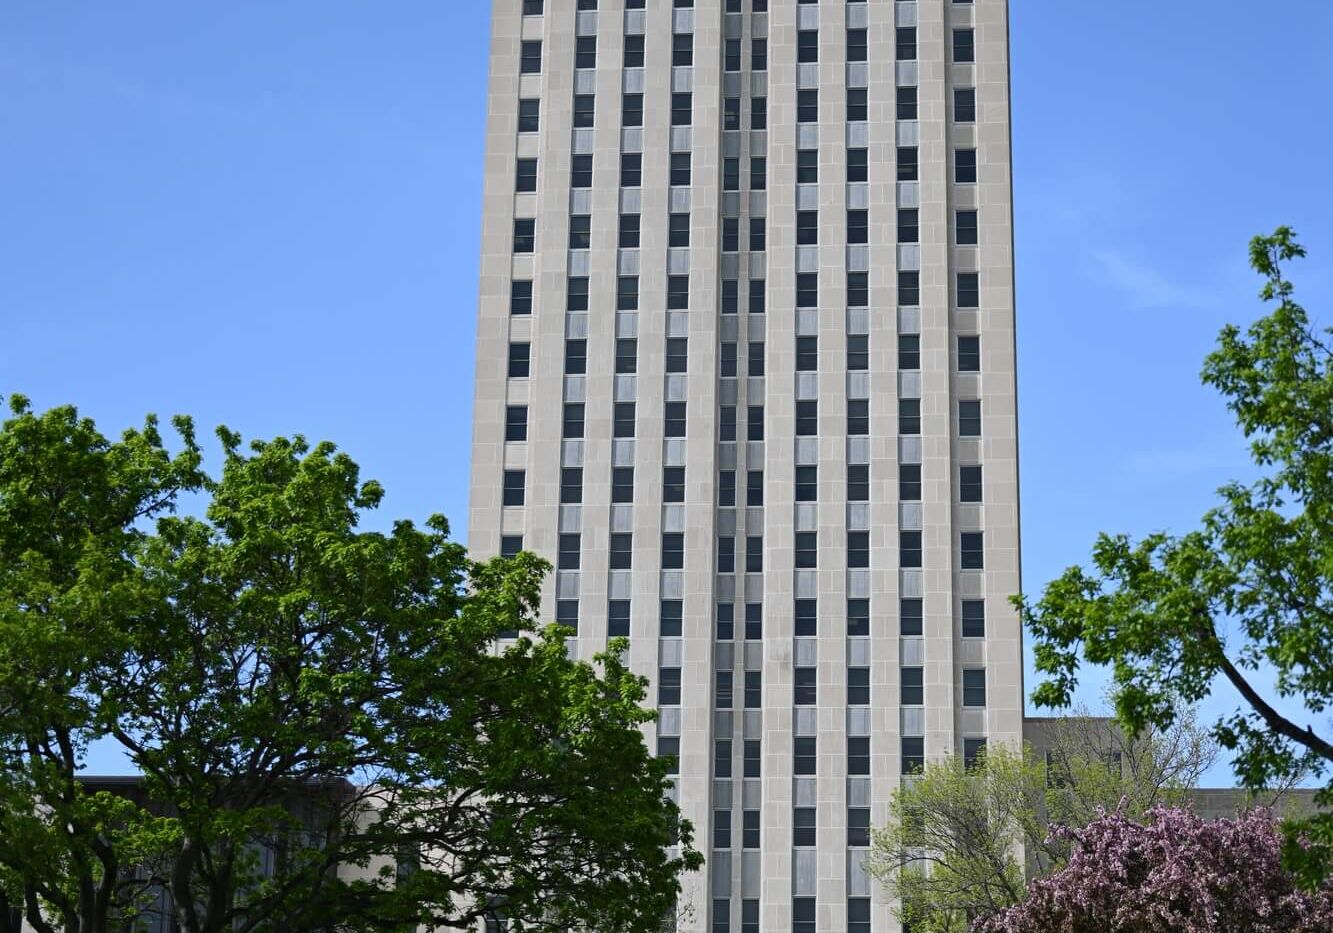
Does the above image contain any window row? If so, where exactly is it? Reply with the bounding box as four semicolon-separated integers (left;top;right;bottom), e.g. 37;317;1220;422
715;530;987;572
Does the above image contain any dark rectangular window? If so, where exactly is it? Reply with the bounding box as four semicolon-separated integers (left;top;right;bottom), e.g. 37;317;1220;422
959;399;982;437
717;536;735;573
848;530;870;568
847;335;869;370
847;148;868;183
749;217;766;252
616;337;637;374
964;737;988;771
745;535;763;573
673;32;693;66
724;94;741;129
793;898;816;933
901;598;923;636
751;37;767;70
616;275;638;311
797;210;818;245
848;598;870;637
661;533;684;570
613;401;635;438
621;93;643;127
609;532;632;570
958;272;980;308
744;671;761;708
959;335;981;372
571;153;592;187
513;217;535;253
724;158;740;192
523;0;543;13
714;738;732;777
558;533;581;570
717;602;734;640
575;35;596;69
897;85;918;120
744;738;760;777
722;217;739;252
901;666;923;705
897;146;919;181
572;93;595;128
797;88;818;123
747;405;764;441
666;336;689;373
962;600;986;638
520;40;543;73
898;334;920;370
797;29;818;62
671;92;692;126
713;812;731;851
795;399;817;436
746;278;767;315
502;470;525;507
720;406;736;442
848;28;867;62
608;600;631;638
566;273;589;308
849;899;871;933
518;98;540;132
746;469;764;506
507;342;530;377
900;530;922;568
960;464;983;503
954;28;975;63
955;86;977;122
510;279;532;315
722;278;739;314
896;26;916;60
797;149;818;183
619;213;640;248
719;469;736;507
794;668;816;706
899;398;921;435
500;535;522;558
848;271;869;307
663;466;685;503
795;465;817;503
902;736;925;774
961;532;984;570
562;402;584;439
847;209;868;245
564;338;587;374
956;209;979;245
665;401;687;437
795;598;817;637
963;668;987;707
658;668;682;706
956;148;978;183
847;86;868;122
620;152;642;187
745;603;762;640
750;156;766;190
794;531;817;569
898;208;919;244
900;463;921;501
725;39;742;72
793;808;816;847
623;34;644;67
505;405;528;442
721;342;737;378
794;737;816;775
898;269;920;305
848;667;870;705
848;808;870;847
750;96;767;130
743;810;759;849
612;466;634;504
847;399;869;436
660;599;683;637
796;335;818;371
848;463;869;502
671;152;692;185
658;736;679;774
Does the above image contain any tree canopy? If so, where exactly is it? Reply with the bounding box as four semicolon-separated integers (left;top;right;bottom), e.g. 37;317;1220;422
1020;228;1333;885
0;396;700;933
973;807;1333;933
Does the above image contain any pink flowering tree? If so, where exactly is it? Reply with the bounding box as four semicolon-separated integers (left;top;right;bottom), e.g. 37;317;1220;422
973;807;1333;933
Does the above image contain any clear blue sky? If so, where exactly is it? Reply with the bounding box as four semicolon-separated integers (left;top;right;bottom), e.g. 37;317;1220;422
3;2;1331;780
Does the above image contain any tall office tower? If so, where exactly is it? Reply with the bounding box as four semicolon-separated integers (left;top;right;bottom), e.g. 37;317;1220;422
470;1;1019;930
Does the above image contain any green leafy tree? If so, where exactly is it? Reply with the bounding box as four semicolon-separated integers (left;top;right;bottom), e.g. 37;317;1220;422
1021;228;1333;886
0;396;701;933
866;710;1217;933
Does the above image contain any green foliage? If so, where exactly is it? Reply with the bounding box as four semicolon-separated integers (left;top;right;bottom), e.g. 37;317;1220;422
867;712;1217;933
1020;227;1333;886
0;399;700;933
